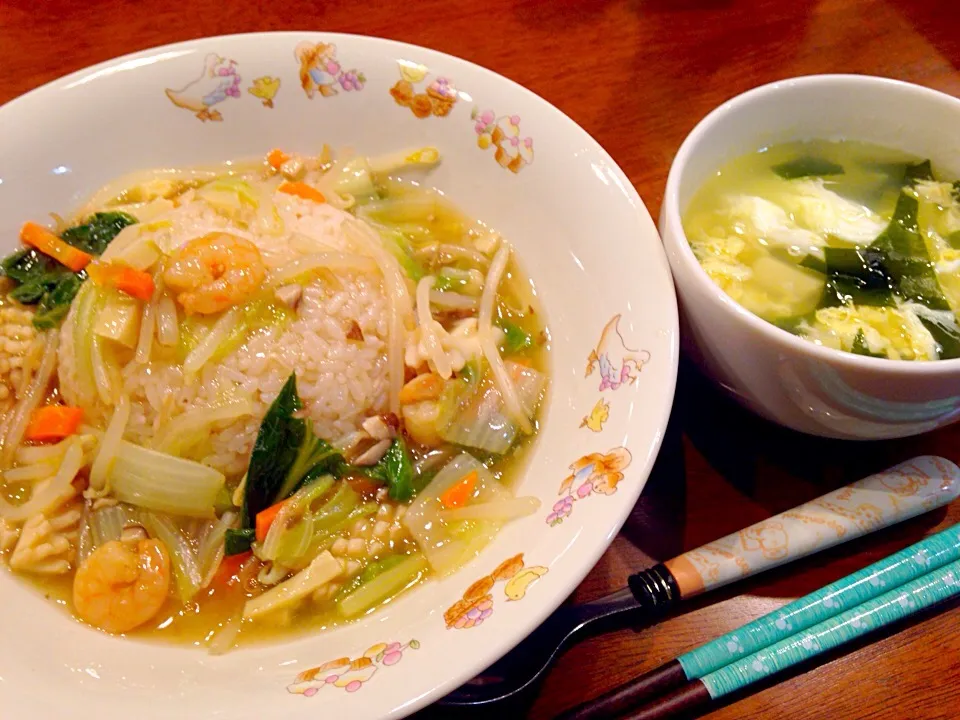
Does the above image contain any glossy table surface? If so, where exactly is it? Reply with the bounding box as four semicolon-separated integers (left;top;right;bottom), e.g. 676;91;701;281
2;0;959;717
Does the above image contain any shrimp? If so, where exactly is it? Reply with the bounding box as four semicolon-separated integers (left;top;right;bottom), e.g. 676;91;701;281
163;232;266;314
72;535;171;634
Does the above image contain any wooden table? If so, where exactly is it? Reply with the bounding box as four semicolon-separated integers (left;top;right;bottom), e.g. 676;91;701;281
3;1;959;717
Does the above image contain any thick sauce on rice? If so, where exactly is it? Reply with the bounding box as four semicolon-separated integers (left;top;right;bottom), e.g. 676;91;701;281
0;146;549;651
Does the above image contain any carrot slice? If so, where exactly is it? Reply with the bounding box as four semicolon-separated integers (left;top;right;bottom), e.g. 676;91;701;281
255;500;287;543
267;148;289;170
214;550;252;586
440;470;478;509
87;262;155;301
25;406;84;442
278;181;326;204
20;222;92;272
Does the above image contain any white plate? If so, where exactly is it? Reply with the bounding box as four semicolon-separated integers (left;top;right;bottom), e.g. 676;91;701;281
0;32;678;720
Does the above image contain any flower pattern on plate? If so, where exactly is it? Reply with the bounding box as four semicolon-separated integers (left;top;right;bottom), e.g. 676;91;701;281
472;108;534;173
288;640;420;696
444;554;548;629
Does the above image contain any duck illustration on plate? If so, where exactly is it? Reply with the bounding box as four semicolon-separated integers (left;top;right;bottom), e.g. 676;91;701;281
165;53;241;122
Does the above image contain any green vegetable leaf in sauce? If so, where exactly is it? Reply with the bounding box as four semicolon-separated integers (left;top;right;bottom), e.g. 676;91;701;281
772;157;845;180
498;320;533;354
241;372;348;535
60;211;137;255
947;231;960;250
224;528;256;556
1;213;136;330
361;437;415;502
851;329;886;358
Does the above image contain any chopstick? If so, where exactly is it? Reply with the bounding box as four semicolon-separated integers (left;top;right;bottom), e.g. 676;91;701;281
559;524;960;720
622;555;960;720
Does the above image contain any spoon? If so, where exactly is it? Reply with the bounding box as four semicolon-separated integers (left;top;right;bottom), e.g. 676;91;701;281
436;455;960;708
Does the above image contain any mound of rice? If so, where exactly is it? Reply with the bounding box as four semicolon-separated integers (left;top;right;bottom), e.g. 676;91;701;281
59;192;391;476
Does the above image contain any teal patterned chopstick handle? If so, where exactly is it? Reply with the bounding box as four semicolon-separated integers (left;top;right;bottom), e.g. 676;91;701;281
700;557;960;699
678;524;960;679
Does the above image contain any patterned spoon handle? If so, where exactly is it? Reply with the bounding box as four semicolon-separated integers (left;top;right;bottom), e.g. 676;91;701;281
660;455;960;599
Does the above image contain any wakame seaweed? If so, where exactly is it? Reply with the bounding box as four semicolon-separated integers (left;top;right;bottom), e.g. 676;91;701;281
851;329;886;358
772;156;845;180
817;247;894;309
917;314;960;360
869;190;950;311
0;213;136;329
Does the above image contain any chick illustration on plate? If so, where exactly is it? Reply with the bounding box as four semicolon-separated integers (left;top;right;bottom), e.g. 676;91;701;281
248;76;281;108
444;554;549;629
580;398;610;432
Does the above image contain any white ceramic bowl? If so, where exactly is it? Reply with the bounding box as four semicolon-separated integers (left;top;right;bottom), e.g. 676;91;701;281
0;32;678;719
660;74;960;440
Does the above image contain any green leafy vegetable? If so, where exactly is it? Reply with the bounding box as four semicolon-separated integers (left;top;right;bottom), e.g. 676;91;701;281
376;229;425;281
241;373;345;528
0;213;136;330
1;248;84;328
772;157;845;180
60;211;137;255
361;437;415;502
360;555;408;585
225;528;255;555
948;231;960;251
337;553;428;617
851;329;885;358
498;320;533;354
433;275;457;292
34;274;84;329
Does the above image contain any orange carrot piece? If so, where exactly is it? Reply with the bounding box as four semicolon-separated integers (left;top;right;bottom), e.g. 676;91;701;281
87;262;155;301
278;181;326;204
20;222;92;272
214;550;252;586
267;148;289;170
255;500;287;543
25;406;84;442
440;470;478;509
